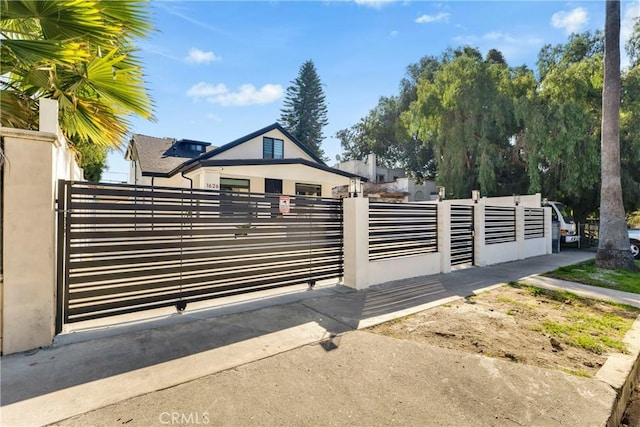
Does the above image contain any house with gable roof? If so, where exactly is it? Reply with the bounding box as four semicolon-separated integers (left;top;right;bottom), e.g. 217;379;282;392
125;123;364;197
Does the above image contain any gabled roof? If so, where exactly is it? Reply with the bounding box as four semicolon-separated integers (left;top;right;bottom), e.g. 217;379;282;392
179;158;368;180
175;123;325;175
128;134;215;175
129;124;345;179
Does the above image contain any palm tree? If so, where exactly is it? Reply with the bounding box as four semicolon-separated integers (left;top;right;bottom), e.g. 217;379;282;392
596;0;637;271
0;0;154;149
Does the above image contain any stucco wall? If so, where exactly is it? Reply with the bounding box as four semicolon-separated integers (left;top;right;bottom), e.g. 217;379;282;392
343;198;551;290
334;159;371;180
1;128;58;354
522;238;548;259
482;241;520;266
199;164;351;198
1;99;85;354
136;174;192;188
368;253;440;287
213;129;316;161
478;194;542;208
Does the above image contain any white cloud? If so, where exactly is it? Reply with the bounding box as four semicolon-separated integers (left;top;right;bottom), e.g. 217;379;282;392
622;1;640;46
415;12;450;24
187;82;227;98
187;82;283;106
453;32;542;46
551;7;588;34
354;0;397;9
206;113;222;122
483;31;503;41
390;30;399;37
622;0;640;68
185;48;220;64
481;31;542;45
451;32;544;63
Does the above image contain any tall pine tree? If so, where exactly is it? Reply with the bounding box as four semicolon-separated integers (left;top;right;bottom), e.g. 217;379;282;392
279;60;329;160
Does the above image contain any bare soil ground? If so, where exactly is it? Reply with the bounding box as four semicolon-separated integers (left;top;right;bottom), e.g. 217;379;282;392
368;283;639;379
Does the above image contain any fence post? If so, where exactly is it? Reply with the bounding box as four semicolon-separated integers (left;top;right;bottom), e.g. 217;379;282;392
437;202;451;273
474;203;486;267
342;197;370;290
516;206;525;260
544;206;553;254
1;129;58;354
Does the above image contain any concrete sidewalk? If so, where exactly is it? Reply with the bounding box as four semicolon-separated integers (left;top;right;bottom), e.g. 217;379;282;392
1;249;622;426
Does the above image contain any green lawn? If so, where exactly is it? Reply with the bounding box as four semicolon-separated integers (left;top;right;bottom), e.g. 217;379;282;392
545;259;640;294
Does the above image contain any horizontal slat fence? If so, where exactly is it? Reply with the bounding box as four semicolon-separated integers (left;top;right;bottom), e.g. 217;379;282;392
524;207;545;239
368;202;437;261
59;181;343;323
485;206;516;245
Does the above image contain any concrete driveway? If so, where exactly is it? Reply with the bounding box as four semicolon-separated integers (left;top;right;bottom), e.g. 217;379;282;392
56;331;615;427
3;249;626;427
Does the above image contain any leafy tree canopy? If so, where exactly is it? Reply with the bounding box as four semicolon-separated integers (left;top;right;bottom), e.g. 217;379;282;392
338;28;640;220
405;46;529;198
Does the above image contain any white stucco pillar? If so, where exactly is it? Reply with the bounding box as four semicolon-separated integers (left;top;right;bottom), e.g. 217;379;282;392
39;98;59;135
544;206;553;254
474;203;486;267
1;128;58;354
437;202;451;273
342;197;369;290
516;206;525;259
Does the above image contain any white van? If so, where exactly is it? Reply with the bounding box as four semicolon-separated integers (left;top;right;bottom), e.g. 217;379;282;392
544;201;580;244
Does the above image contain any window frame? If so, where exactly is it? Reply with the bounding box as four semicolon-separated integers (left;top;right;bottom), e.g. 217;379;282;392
263;137;284;159
295;182;322;197
220;177;250;193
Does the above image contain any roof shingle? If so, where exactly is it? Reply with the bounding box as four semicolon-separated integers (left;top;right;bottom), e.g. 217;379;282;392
130;134;215;175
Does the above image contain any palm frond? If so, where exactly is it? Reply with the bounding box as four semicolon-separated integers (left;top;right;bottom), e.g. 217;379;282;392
1;0;154;150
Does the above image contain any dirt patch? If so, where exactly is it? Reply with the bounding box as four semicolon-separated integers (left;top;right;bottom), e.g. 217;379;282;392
368;283;639;378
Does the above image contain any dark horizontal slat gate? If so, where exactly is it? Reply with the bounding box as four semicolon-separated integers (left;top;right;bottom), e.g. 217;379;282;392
450;205;474;265
368;202;438;261
57;181;343;326
485;206;516;245
524;207;545;239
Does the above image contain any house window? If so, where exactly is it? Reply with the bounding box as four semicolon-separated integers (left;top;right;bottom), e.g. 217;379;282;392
265;178;283;194
220;178;252;219
188;143;205;153
220;178;250;193
295;183;322;196
263;137;284;159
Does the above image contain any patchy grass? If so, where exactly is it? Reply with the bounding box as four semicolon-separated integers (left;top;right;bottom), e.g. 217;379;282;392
544;259;640;294
563;369;592;378
508;282;580;304
535;309;631;354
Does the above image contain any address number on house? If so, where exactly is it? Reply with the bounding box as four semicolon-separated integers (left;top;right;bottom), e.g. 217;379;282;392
206;183;220;190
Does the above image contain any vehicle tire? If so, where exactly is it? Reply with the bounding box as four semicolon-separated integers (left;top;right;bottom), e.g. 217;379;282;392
631;240;640;260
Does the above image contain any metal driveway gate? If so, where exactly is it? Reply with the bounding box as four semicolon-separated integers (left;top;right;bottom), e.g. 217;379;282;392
450;205;474;266
56;181;343;329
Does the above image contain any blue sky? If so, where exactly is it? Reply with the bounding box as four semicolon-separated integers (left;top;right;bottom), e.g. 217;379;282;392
103;0;640;182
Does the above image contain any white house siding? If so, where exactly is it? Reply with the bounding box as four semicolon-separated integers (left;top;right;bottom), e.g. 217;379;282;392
212;129;316;162
133;172;192;188
190;163;350;198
